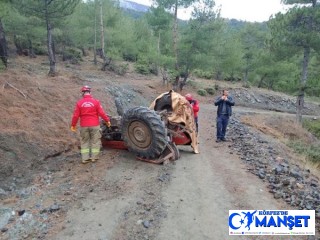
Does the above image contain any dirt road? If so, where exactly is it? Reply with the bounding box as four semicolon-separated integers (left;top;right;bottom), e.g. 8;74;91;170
51;104;313;240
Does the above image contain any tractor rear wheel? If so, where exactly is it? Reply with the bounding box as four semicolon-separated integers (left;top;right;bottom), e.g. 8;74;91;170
122;107;168;159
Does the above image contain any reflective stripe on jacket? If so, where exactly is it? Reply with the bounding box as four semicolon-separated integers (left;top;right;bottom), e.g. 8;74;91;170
71;94;110;127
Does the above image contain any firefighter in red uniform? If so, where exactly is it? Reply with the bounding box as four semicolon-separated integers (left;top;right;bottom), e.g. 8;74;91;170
185;93;199;133
71;86;111;164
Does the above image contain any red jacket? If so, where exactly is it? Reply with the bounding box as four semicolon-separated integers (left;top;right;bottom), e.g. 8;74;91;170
190;100;199;118
71;94;110;127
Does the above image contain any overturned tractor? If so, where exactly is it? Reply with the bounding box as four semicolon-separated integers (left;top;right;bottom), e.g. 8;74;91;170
101;91;199;164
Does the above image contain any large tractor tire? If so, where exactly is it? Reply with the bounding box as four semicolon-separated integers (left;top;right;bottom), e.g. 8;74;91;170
121;107;168;159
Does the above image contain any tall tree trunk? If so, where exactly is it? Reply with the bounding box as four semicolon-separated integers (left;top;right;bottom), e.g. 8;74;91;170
93;0;97;65
243;58;249;85
160;67;169;87
45;0;55;76
157;31;161;77
179;68;189;91
258;74;267;88
296;46;310;124
99;0;105;60
157;31;160;55
13;35;23;55
28;39;36;58
216;70;222;80
173;0;179;91
0;18;8;68
44;0;55;76
243;69;248;84
46;20;56;76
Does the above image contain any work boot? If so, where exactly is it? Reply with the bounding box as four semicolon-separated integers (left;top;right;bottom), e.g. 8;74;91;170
91;158;98;163
81;159;91;164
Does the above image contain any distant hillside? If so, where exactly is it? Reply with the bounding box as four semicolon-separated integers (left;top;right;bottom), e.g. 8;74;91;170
119;0;149;13
117;0;265;29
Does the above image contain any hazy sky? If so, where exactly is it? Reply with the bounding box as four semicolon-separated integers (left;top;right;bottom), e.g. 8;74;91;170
215;0;290;22
130;0;290;22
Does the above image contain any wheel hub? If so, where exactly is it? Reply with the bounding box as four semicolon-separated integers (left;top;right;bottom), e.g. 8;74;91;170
128;121;152;149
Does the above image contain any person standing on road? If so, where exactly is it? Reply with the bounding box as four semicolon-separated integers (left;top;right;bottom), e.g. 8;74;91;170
214;89;235;142
185;93;200;133
71;85;111;164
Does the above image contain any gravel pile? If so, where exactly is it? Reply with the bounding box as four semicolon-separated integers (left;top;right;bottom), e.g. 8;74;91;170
228;117;320;231
231;88;320;115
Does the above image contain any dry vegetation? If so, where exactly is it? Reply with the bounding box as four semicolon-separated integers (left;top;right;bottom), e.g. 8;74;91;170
240;113;320;175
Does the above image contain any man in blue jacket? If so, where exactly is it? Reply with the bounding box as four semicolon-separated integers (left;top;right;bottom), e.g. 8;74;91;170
214;90;235;142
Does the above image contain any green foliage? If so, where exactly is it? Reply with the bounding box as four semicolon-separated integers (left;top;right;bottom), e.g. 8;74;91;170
122;50;138;62
108;62;129;76
149;63;158;75
268;5;320;97
288;140;320;163
179;2;223;80
62;1;96;49
33;43;47;55
0;1;12;17
186;79;196;87
197;89;207;96
62;47;82;64
145;6;172;34
303;119;320;139
192;69;213;79
134;58;150;75
0;0;319;99
205;87;215;95
13;0;81;20
242;82;251;88
0;61;6;71
156;0;196;12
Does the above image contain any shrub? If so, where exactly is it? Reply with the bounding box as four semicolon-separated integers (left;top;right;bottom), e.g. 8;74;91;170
108;62;129;76
193;69;213;79
33;43;47;55
134;62;149;75
62;48;82;64
242;82;251;88
0;61;6;71
123;52;137;62
134;57;153;75
214;83;219;91
205;88;215;95
186;79;198;88
303;119;320;139
149;63;158;75
287;140;320;163
197;89;207;96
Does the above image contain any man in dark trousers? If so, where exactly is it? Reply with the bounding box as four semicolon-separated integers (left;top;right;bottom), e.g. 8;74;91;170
71;85;111;164
214;89;235;142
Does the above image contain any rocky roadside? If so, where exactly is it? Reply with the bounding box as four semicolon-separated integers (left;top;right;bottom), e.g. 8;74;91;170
231;88;320;116
0;153;82;239
0;152;106;240
228;115;320;234
0;151;175;240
